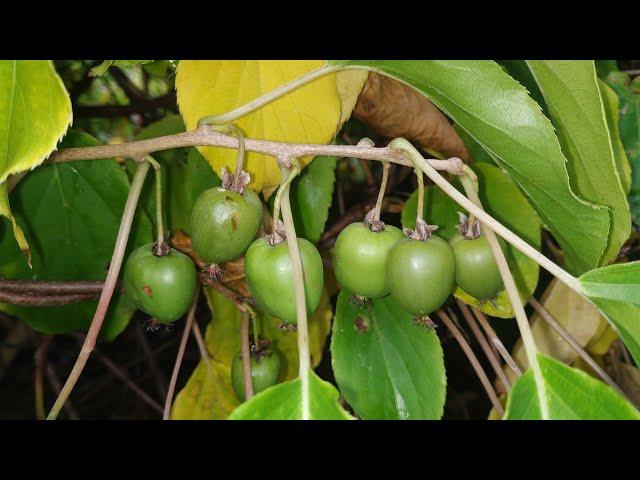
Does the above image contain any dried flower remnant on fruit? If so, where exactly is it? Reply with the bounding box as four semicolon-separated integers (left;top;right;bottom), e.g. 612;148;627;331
221;167;251;194
363;208;385;232
457;212;481;239
403;218;439;241
267;220;287;246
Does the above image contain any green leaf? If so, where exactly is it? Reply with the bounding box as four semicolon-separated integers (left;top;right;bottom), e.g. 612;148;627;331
331;290;446;419
402;163;541;318
595;60;619;79
289;155;337;243
527;60;630;266
453;124;495;165
0;60;72;184
497;60;548;114
228;369;354;420
599;80;632;194
580;261;640;305
588;299;640;367
0;130;152;339
604;71;640;225
401;185;460;240
126;115;220;235
505;353;640;419
329;60;610;275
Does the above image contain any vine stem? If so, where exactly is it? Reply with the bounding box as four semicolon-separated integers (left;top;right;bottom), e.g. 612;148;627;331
47;161;150;420
459;172;549;419
145;156;165;250
436;309;504;417
278;159;311;419
463;301;522;376
271;168;298;234
197;65;341;126
452;304;512;391
163;285;200;420
240;311;254;401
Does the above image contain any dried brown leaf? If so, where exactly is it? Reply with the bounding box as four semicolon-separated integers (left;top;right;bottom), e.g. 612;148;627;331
354;72;471;162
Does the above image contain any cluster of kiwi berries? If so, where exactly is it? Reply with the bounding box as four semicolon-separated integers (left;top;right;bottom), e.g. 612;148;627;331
120;153;502;402
121;164;325;402
333;209;504;324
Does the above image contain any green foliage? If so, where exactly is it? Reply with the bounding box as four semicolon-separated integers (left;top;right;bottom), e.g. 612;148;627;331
505;353;640;419
331;290;446;419
228;369;354;420
0;130;153;338
330;60;610;275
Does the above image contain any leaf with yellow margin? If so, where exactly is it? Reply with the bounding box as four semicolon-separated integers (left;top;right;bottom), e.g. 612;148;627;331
171;286;332;419
0;183;30;266
0;60;72;184
176;60;359;193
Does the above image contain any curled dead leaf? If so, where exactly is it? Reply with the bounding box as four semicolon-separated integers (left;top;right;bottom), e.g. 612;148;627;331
353;72;471;162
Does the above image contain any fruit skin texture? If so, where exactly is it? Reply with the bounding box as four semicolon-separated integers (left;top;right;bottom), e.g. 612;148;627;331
123;243;197;323
191;187;263;264
231;348;282;401
333;222;404;298
449;233;503;300
244;237;324;324
387;236;456;316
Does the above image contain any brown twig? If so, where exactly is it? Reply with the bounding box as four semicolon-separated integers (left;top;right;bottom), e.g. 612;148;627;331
468;304;521;377
0;279;105;294
135;324;167;400
164;286;200;420
240;311;254;401
436;309;504;417
47;161;150;420
529;297;625;397
452;303;511;392
0;290;100;307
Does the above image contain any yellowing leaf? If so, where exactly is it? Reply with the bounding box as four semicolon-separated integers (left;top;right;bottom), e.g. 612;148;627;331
506;279;603;383
176;60;343;193
0;183;30;266
0;60;72;184
336;69;369;126
172;286;332;419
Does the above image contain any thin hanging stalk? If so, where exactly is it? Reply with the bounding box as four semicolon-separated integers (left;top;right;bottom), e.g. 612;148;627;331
436;309;504;417
47;161;150;420
240;311;254;401
164;286;201;420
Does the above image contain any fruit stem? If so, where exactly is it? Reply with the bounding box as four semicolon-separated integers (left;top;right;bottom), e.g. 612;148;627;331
197;65;341;127
372;161;390;222
251;314;260;346
240;311;255;401
278;159;311;420
227;124;247;193
47;160;150;420
415;167;425;226
145;155;166;255
271;166;299;237
163;284;200;420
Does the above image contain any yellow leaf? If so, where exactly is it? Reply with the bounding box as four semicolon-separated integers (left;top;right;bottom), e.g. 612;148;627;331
0;183;30;267
506;278;603;383
336;69;369;127
176;60;343;193
585;319;619;356
171;286;332;419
